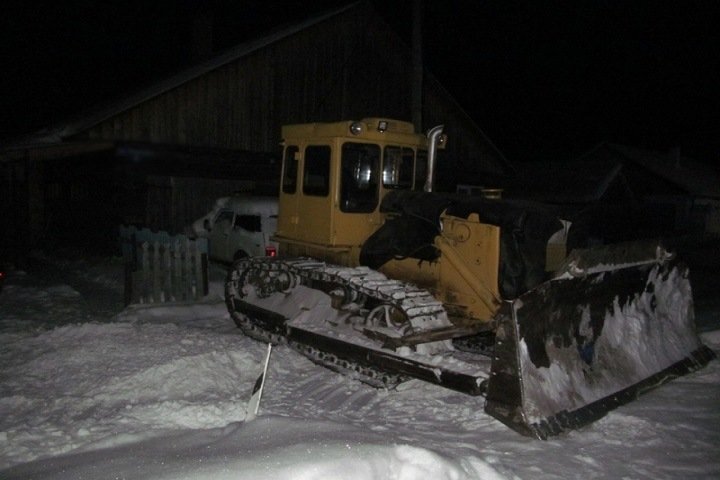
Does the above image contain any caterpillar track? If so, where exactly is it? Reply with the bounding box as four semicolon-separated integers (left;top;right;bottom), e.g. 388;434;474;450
225;257;493;395
225;250;715;439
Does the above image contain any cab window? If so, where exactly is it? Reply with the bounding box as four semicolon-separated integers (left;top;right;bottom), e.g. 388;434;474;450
303;146;331;196
282;146;299;194
383;146;414;189
340;142;380;213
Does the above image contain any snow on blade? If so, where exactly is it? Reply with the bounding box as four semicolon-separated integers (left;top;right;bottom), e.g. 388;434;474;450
519;258;701;423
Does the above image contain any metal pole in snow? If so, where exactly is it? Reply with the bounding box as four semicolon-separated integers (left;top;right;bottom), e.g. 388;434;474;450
246;343;272;422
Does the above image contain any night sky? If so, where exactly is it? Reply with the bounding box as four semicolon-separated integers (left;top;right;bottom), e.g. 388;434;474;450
2;0;718;166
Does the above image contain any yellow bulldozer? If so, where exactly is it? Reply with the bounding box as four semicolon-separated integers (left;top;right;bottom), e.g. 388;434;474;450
225;118;715;438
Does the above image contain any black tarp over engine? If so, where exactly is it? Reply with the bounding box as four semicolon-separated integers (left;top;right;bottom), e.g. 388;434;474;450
360;190;563;299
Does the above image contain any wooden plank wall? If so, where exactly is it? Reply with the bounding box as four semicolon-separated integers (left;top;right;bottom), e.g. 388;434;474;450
79;5;508;181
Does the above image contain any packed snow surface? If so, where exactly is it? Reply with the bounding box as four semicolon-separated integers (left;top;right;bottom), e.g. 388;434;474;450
1;255;719;479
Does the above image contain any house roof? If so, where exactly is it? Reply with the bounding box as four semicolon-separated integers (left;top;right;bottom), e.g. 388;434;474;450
505;141;720;204
8;3;360;147
580;143;720;199
3;0;510;176
504;157;625;204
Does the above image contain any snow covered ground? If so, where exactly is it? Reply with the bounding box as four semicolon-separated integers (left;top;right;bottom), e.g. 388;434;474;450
0;253;718;479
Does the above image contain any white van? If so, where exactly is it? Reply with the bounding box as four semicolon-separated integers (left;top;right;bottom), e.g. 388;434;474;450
190;195;278;263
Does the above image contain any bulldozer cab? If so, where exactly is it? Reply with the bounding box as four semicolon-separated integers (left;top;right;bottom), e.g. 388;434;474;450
275;118;432;265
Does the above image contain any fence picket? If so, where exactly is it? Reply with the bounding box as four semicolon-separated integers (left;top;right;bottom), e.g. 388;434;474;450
120;226;209;305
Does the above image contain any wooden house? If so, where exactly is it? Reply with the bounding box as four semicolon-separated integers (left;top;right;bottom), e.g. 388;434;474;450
503;143;720;243
0;1;510;257
579;143;720;236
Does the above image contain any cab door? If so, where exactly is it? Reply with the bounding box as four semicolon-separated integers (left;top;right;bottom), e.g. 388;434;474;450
277;143;334;246
332;142;382;248
277;145;300;241
229;214;263;257
208;209;234;262
295;144;333;245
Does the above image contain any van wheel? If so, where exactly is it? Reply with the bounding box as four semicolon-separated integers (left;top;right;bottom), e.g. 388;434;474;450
233;250;249;261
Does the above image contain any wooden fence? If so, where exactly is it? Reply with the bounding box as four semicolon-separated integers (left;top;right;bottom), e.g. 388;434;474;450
120;226;209;305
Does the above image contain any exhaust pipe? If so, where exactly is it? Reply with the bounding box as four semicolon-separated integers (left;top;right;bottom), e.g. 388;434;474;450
423;125;444;192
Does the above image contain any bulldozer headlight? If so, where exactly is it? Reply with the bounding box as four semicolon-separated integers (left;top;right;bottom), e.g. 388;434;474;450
349;122;364;135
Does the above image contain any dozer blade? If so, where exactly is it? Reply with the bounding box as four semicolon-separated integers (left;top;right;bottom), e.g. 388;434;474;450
485;241;716;439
